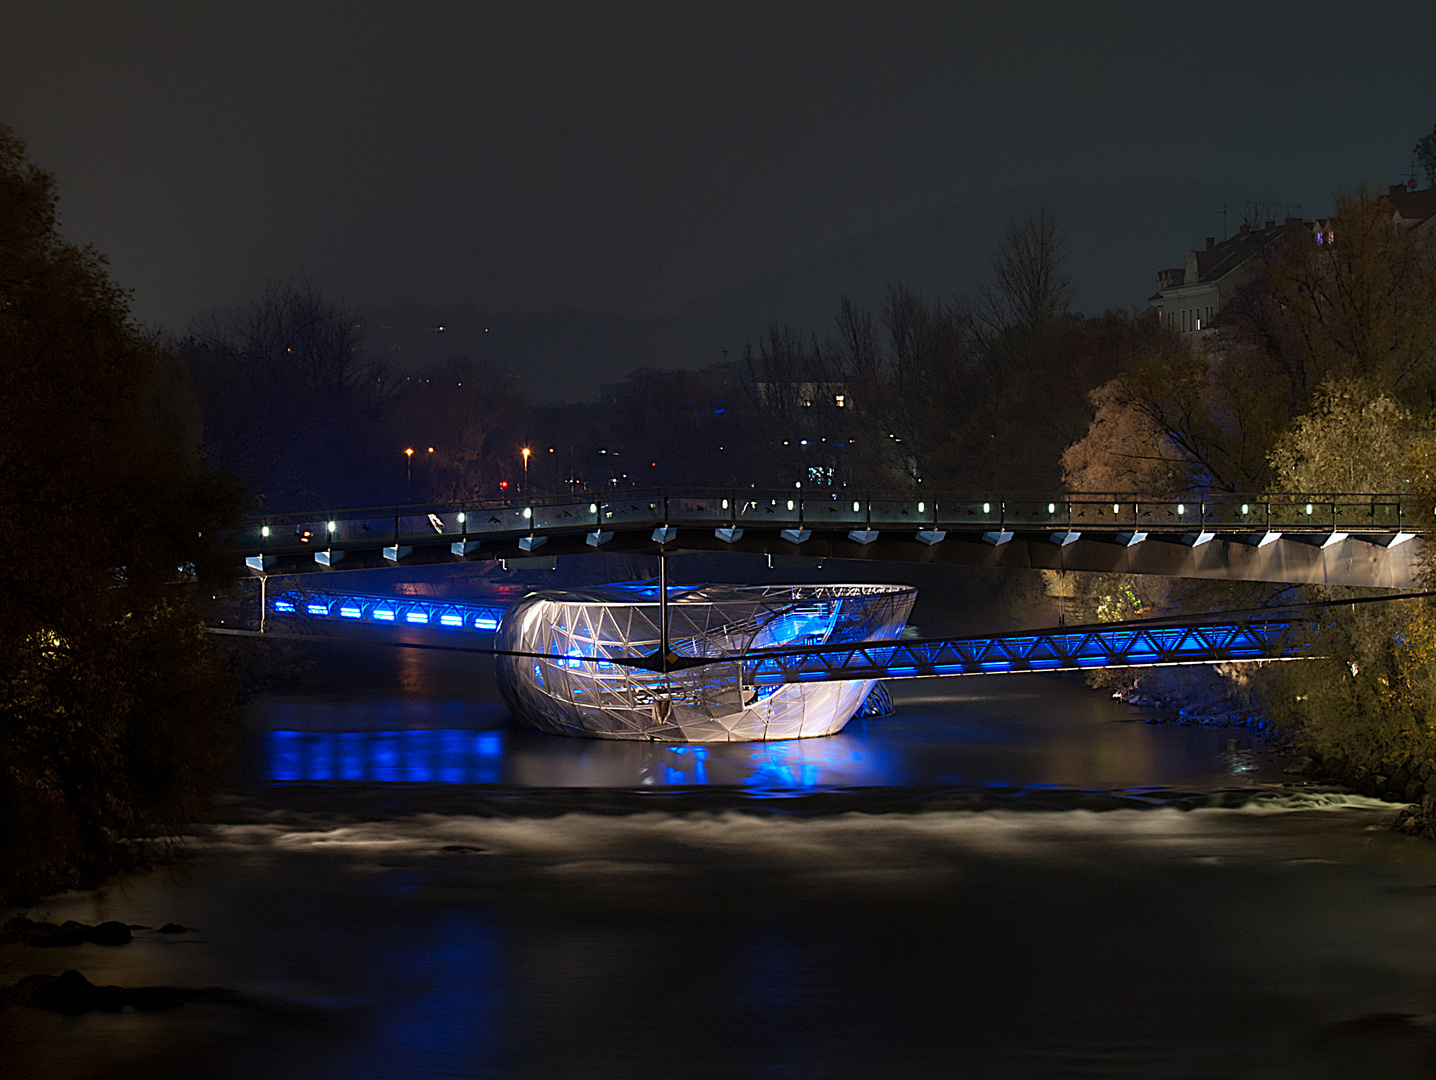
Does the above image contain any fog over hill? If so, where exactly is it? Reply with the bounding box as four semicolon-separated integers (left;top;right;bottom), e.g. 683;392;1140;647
362;176;1313;403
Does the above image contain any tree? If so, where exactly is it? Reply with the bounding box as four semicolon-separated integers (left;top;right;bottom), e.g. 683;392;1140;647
972;207;1075;337
0;125;243;901
1060;376;1188;493
1267;377;1427;493
1226;186;1436;413
382;358;532;501
1417;122;1436;187
186;280;402;509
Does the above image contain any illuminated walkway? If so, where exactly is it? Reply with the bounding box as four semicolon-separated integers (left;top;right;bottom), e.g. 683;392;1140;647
235;487;1424;587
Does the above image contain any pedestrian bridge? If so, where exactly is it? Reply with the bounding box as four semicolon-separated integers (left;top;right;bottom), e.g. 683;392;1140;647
234;488;1426;588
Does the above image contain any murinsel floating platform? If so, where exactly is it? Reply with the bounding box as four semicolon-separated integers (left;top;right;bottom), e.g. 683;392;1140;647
495;582;916;742
255;578;1321;744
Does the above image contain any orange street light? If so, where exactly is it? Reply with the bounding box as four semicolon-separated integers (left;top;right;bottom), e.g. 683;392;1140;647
521;447;531;493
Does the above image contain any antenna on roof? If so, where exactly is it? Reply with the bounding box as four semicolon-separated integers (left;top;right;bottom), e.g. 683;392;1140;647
1217;199;1228;240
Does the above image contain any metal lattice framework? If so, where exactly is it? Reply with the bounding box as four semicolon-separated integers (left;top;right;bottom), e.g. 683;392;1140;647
494;582;915;742
739;619;1302;684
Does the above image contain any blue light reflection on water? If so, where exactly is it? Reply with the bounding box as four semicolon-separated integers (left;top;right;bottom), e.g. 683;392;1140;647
257;682;1288;794
266;727;896;790
269;729;505;784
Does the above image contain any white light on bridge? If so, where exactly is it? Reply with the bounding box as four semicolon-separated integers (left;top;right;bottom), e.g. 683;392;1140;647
589;503;598;513
1047;503;1055;513
457;512;466;523
327;521;336;533
983;503;990;514
523;507;532;519
853;501;861;512
1241;504;1250;514
1306;504;1313;515
261;525;270;537
1178;504;1185;515
918;502;925;513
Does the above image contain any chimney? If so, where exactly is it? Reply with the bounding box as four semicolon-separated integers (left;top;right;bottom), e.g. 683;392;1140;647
1264;220;1275;231
1390;184;1405;198
1239;223;1250;237
1284;217;1303;228
1205;237;1215;250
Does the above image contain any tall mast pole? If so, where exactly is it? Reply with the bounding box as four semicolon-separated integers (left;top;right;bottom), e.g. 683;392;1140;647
658;551;669;672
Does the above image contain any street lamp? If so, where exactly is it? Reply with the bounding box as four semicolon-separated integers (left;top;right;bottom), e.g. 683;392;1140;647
521;446;531;494
404;447;414;492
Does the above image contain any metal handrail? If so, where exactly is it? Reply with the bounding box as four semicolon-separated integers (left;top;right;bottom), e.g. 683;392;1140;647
239;487;1427;535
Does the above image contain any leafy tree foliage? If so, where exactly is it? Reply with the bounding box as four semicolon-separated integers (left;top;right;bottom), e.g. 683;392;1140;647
1255;598;1436;769
1230;187;1436;412
1061;182;1436;770
0;126;244;901
1267;378;1427;494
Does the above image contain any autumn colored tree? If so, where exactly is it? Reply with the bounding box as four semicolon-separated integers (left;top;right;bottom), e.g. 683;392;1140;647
1266;377;1429;494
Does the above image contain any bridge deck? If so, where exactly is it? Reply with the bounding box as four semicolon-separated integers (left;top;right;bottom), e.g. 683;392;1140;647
233;489;1426;587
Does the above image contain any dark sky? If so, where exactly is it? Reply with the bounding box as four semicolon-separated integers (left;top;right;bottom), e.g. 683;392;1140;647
6;2;1436;394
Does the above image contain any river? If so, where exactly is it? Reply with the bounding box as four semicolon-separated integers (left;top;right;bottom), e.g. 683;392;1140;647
6;637;1436;1079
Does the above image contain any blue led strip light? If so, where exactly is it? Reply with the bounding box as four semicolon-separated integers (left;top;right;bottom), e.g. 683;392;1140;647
270;589;505;632
738;619;1303;684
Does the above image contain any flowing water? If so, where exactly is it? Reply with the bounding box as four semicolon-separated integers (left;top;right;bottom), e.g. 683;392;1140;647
7;640;1436;1078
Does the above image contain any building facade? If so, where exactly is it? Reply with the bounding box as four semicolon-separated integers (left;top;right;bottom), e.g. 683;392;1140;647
1149;217;1310;340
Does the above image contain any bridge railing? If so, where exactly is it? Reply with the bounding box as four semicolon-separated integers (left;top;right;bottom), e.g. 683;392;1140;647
231;489;1427;555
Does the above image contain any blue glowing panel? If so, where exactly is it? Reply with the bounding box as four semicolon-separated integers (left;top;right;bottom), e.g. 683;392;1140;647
406;611;430;625
374;609;395;621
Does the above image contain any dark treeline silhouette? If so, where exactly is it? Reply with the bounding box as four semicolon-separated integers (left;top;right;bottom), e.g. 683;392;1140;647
0;126;245;901
195;210;1154;512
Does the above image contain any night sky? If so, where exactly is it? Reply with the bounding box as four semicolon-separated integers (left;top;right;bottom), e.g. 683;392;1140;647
6;2;1436;397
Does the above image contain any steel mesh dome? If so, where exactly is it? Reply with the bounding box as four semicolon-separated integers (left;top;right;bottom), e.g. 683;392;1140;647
495;582;915;742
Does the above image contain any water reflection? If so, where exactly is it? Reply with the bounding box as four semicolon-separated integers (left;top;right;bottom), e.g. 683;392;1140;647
267;728;899;791
253;677;1290;794
270;729;506;784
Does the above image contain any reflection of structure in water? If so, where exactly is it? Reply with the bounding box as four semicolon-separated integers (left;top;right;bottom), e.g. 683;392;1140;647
265;727;900;789
495;582;916;742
